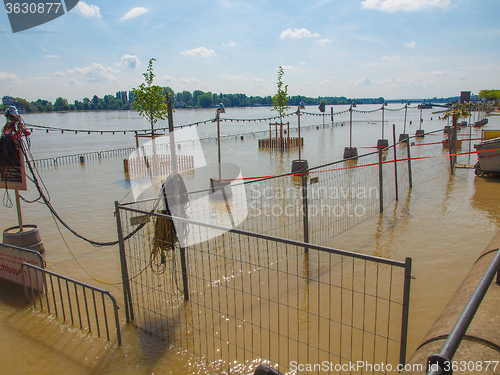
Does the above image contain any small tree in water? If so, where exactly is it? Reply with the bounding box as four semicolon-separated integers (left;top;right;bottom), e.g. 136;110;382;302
272;66;290;124
132;58;168;135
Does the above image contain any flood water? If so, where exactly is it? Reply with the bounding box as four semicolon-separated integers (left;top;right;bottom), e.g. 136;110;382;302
0;105;499;374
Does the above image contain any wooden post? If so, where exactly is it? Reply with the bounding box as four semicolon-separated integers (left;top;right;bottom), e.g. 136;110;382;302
15;190;23;231
378;149;384;213
407;137;413;188
393;124;399;201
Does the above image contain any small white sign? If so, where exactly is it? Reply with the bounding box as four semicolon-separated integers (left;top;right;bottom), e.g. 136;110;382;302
0;243;44;290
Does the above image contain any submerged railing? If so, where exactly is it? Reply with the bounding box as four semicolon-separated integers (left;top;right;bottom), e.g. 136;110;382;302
20;263;122;346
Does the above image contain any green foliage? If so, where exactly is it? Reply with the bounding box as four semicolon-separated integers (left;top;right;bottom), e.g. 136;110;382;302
441;103;471;125
131;58;168;133
271;66;290;122
478;89;500;103
198;93;213;108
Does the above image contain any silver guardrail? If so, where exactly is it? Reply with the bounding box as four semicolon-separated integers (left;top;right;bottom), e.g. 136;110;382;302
20;262;122;346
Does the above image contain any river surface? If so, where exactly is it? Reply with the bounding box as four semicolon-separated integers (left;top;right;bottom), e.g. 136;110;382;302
0;105;499;374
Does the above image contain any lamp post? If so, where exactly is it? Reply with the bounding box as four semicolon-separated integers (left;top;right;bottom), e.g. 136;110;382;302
400;101;410;142
377;102;389;148
343;102;358;159
291;102;308;173
210;103;233;200
415;101;424;137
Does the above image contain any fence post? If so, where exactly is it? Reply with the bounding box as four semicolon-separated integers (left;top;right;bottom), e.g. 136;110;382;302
393;124;399;201
301;166;309;251
378;148;384;213
114;201;134;322
399;257;412;367
407;138;413;189
180;246;190;300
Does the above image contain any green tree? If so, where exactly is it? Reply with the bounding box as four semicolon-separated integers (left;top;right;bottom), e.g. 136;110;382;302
132;58;169;135
271;66;290;123
478;89;500;104
199;93;213;108
54;97;68;111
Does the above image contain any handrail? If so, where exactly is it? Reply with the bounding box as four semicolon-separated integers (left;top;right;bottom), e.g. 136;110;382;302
426;249;500;374
20;262;122;346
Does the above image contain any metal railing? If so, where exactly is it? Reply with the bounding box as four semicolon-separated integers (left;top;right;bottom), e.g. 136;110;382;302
426;249;500;375
32;146;136;168
116;204;412;374
20;263;122;346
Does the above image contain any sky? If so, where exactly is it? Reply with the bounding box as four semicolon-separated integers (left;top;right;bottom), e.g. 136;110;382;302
0;0;499;102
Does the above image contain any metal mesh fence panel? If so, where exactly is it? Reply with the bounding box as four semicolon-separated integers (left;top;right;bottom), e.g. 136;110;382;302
117;206;411;375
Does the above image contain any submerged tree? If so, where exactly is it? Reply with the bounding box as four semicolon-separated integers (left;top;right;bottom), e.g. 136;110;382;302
441;102;471;126
132;58;168;135
271;66;290;123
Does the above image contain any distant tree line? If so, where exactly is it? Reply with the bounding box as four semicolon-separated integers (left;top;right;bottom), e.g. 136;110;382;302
9;87;497;114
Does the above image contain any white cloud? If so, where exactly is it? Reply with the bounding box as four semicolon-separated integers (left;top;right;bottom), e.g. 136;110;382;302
44;55;60;58
383;55;400;60
67;63;119;82
299;62;307;65
252;77;265;83
222;41;238;47
34;76;50;80
361;0;450;12
120;7;148;21
180;78;200;84
315;38;332;46
319;80;331;84
431;70;447;76
280;28;320;40
75;2;101;18
181;47;217;58
69;79;81;86
219;75;246;82
282;65;297;71
158;75;173;82
115;54;141;69
404;41;416;48
0;72;21;82
53;71;66;77
460;75;468;80
351;76;375;87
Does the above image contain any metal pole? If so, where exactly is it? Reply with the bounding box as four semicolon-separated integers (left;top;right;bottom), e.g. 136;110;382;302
468;109;472;164
331;106;334;126
419;107;423;130
180;246;189;300
298;107;301;161
15;190;23;231
167;94;178;173
393;124;399;201
399;257;412;367
407;137;413;188
301;166;309;251
403;104;408;134
217;109;221;180
349;105;353;148
381;105;385;139
378;149;384;213
115;201;134;322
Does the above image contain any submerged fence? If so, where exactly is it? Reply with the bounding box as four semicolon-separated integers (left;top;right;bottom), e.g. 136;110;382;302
20;263;122;346
116;204;412;374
